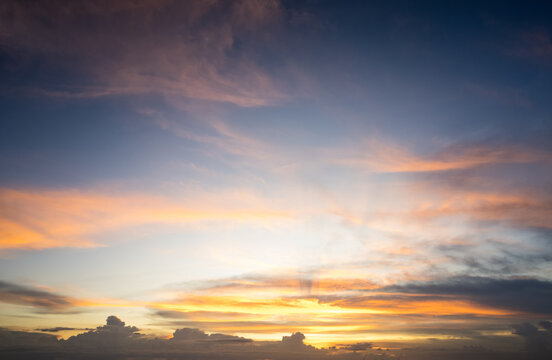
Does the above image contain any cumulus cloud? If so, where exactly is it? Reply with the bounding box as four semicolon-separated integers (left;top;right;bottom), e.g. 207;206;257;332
63;315;141;349
281;331;309;349
1;316;323;358
60;315;315;355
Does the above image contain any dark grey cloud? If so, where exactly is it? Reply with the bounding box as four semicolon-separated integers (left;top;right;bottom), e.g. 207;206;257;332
281;331;309;349
63;315;141;350
35;327;91;333
0;280;74;311
171;328;252;344
384;276;552;315
539;320;552;331
512;322;552;359
154;309;249;320
336;342;372;351
0;328;58;350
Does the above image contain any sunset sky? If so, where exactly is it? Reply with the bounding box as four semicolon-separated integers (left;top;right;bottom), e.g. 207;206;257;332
1;1;552;359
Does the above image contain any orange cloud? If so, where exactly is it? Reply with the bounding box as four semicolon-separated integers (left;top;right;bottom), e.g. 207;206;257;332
146;274;537;337
145;289;519;340
407;190;552;229
0;188;292;251
138;271;552;343
335;139;551;173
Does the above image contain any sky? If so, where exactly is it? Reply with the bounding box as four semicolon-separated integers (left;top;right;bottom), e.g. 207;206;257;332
1;0;552;359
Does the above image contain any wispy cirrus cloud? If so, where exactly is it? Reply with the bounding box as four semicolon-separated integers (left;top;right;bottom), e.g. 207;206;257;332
0;0;296;107
509;30;552;60
408;190;552;230
333;138;552;173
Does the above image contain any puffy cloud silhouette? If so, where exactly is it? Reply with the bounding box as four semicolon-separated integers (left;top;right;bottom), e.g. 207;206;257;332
105;315;125;326
63;315;141;350
281;331;307;348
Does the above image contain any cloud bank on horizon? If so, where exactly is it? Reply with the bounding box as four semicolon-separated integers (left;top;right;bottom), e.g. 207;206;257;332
1;315;551;360
1;0;552;359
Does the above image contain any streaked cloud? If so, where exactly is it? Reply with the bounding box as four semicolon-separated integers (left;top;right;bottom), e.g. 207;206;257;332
0;280;75;311
334;139;551;173
0;188;292;251
141;273;552;343
382;276;552;316
408;190;552;229
0;0;295;107
510;30;552;60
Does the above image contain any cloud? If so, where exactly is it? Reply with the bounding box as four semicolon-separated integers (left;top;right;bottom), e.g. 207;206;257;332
0;0;294;107
13;316;327;358
35;327;90;333
0;315;536;360
334;139;551;173
0;188;292;251
384;276;552;316
0;280;147;313
337;342;373;351
512;322;552;359
190;274;378;294
282;331;307;347
0;280;75;311
510;30;552;60
171;327;252;344
62;315;144;350
407;190;552;230
144;273;547;343
0;328;58;350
